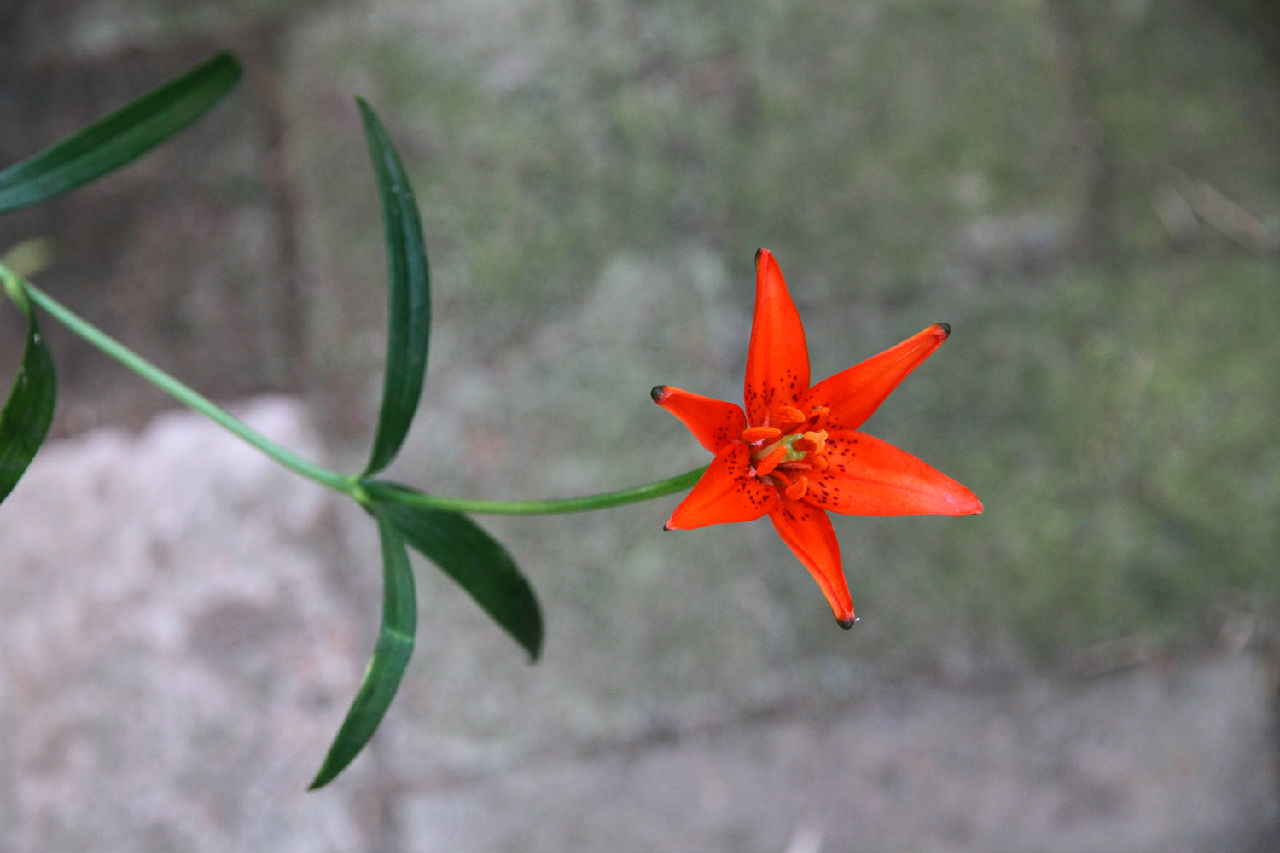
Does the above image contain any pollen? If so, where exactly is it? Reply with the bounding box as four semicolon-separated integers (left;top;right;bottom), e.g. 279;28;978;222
784;476;809;500
799;429;828;454
741;426;782;443
777;405;807;431
754;445;788;477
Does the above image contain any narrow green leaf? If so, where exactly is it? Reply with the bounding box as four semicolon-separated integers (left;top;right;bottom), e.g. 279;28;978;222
0;52;242;212
308;507;417;790
357;98;430;477
0;278;57;504
371;488;543;660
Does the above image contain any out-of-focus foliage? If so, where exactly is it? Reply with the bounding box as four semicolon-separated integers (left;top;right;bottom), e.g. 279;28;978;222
295;0;1278;661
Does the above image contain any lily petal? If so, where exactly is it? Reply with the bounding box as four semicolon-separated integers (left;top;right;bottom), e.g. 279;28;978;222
666;442;777;529
650;385;748;453
801;323;950;431
769;502;855;627
806;430;984;516
744;249;810;426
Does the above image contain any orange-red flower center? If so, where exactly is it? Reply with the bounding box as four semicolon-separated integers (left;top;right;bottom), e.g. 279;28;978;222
742;405;831;502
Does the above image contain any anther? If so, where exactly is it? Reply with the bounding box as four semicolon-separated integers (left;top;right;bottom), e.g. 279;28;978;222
754;446;787;477
784;476;809;500
741;426;782;443
801;429;827;453
778;405;806;430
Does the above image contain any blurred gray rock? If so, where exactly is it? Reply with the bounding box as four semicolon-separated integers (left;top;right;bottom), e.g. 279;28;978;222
396;653;1279;853
0;398;372;852
0;399;1274;852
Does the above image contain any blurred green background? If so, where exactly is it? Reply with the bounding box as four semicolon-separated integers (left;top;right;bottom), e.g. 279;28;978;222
284;0;1280;665
2;0;1279;847
4;0;1278;666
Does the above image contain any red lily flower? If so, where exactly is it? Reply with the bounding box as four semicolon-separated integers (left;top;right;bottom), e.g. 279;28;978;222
652;249;982;628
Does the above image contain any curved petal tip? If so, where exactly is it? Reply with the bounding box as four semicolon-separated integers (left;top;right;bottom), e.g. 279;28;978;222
836;615;858;630
954;490;984;516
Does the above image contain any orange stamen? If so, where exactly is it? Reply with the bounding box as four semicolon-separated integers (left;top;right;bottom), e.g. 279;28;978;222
784;476;809;500
777;405;806;430
754;445;787;477
741;426;782;443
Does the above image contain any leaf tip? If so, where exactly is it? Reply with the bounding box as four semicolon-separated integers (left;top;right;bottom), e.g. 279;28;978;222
527;631;545;663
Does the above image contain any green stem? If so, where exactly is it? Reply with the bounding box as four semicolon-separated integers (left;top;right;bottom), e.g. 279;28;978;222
13;274;355;494
4;264;706;517
363;466;706;515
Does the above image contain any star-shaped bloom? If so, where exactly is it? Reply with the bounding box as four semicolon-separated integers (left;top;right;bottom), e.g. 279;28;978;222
652;249;982;627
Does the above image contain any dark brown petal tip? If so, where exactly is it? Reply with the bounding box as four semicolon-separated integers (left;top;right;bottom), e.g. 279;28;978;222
650;385;667;403
755;247;766;262
937;322;951;338
836;615;858;630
